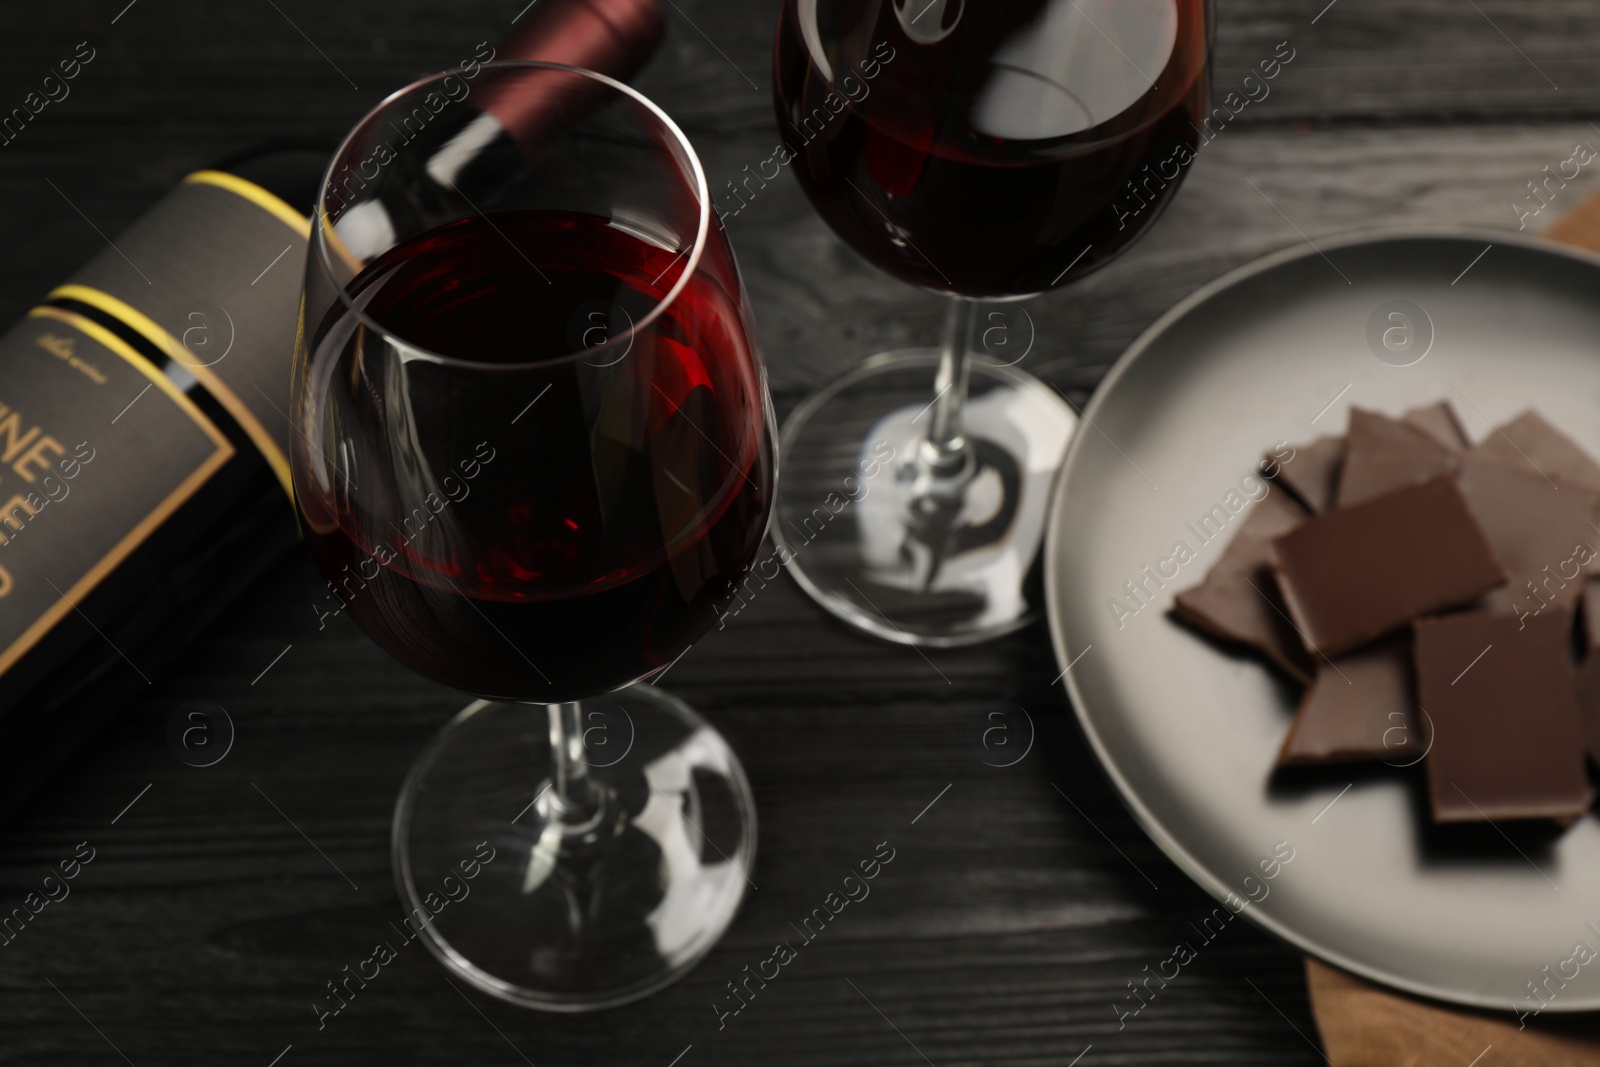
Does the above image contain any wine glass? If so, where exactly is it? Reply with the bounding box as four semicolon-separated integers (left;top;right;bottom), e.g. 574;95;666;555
291;63;775;1010
772;0;1212;644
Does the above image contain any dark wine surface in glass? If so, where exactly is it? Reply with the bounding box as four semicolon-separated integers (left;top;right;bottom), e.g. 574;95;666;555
774;0;1211;297
296;210;772;703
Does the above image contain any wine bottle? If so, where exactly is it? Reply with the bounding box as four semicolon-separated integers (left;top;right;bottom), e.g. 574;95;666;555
0;0;664;817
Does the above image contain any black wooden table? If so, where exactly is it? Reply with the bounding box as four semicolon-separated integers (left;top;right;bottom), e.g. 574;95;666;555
3;1;1594;1063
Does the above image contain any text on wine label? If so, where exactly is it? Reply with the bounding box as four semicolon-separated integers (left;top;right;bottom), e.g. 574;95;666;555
0;398;98;596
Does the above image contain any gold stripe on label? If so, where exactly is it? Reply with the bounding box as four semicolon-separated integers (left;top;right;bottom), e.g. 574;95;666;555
28;307;233;454
183;169;311;239
46;284;293;497
0;308;236;677
186;167;364;275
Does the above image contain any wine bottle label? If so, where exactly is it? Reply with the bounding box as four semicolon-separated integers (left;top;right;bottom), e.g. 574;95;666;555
0;309;234;677
46;170;307;495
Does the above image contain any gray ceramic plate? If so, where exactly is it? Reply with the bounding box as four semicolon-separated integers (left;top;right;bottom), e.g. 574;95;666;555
1045;229;1600;1013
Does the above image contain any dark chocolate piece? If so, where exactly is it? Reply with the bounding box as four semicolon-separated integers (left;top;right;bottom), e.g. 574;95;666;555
1575;655;1600;771
1269;435;1342;514
1173;489;1315;684
1402;401;1470;451
1585;577;1600;655
1271;475;1506;657
1455;452;1600;616
1473;409;1600;492
1337;408;1460;507
1277;638;1423;766
1415;609;1591;823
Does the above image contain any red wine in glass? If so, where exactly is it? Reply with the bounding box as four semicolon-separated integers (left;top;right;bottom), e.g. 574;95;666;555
775;0;1211;298
768;0;1212;647
295;63;775;1010
299;209;771;704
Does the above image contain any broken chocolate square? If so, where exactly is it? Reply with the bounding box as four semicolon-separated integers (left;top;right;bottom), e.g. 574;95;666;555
1269;435;1343;514
1277;638;1424;766
1402;401;1470;451
1455;452;1600;616
1568;655;1593;771
1415;609;1591;823
1575;655;1600;771
1585;577;1600;655
1271;475;1506;657
1337;408;1460;507
1173;488;1316;684
1473;410;1600;492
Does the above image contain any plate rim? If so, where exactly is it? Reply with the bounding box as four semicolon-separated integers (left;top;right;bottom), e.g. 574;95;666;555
1044;224;1600;1013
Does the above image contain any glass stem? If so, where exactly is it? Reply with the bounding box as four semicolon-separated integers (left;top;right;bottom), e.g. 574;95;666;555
546;701;601;825
919;297;978;484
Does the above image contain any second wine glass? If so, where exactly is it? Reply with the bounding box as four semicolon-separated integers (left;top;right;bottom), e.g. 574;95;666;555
292;63;774;1010
772;0;1212;645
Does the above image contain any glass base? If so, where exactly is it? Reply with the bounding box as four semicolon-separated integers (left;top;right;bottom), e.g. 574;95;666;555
774;350;1077;647
392;684;756;1011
